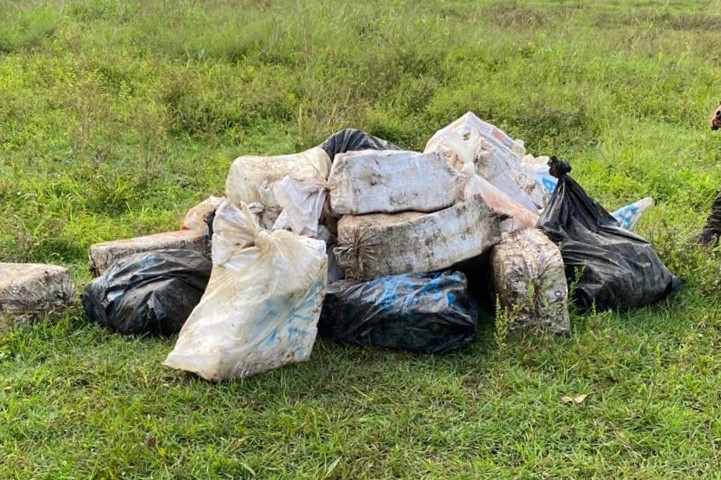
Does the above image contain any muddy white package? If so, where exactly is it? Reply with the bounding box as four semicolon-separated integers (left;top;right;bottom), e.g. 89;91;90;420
89;230;205;277
491;228;570;334
271;176;327;237
328;150;459;215
335;195;502;281
164;202;328;381
425;112;540;212
225;146;331;228
0;263;75;329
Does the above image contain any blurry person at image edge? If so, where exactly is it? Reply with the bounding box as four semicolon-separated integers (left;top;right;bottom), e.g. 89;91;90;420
692;101;721;246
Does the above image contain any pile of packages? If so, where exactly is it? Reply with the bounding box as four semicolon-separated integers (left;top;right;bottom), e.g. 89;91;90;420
58;112;677;381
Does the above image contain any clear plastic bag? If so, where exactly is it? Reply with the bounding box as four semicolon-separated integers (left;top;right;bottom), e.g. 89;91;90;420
426;113;540;231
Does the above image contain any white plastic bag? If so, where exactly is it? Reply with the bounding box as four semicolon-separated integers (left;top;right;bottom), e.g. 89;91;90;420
210;201;258;264
611;197;654;231
425;112;540;232
226;146;332;229
425;112;540;212
164;202;328;381
328;150;459;215
520;154;557;196
426;112;527;168
271;176;327;237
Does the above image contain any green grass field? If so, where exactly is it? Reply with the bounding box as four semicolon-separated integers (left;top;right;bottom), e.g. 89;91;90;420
3;0;721;477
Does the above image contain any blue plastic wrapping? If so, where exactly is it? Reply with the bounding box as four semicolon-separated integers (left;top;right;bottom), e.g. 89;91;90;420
318;271;477;354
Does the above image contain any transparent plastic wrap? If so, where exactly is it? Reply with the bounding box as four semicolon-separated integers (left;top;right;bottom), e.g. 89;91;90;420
425;112;540;212
426;113;540;231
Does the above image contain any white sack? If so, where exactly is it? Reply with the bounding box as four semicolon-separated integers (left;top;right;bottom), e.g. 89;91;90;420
271;176;327;237
225;146;331;228
425;112;539;211
164;202;328;381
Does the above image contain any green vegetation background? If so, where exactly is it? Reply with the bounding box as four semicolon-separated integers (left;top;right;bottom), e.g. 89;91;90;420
3;0;721;478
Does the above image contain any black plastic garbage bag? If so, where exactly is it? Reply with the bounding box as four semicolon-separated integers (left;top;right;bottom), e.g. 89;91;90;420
83;249;212;336
537;158;678;312
320;128;400;162
318;271;477;353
